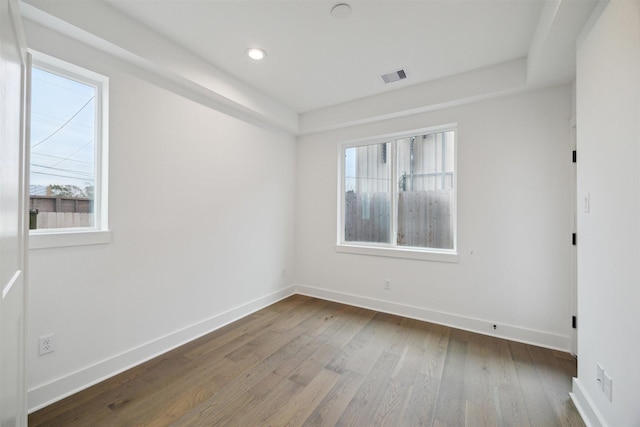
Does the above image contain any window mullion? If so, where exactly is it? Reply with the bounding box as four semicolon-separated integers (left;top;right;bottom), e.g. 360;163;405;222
339;146;346;244
390;141;398;247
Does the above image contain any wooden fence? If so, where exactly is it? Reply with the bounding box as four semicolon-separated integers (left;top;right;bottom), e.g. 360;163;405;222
35;212;93;229
345;192;391;243
29;195;93;229
345;190;453;249
30;195;92;214
397;190;453;249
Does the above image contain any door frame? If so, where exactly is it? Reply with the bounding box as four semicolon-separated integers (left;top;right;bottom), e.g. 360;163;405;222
0;0;29;423
569;117;578;356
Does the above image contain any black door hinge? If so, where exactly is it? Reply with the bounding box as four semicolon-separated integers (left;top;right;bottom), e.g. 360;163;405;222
572;150;577;163
572;316;577;329
572;233;577;245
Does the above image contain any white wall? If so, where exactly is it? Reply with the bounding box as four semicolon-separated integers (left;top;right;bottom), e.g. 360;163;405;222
25;21;296;411
572;1;640;426
22;1;586;415
296;85;574;350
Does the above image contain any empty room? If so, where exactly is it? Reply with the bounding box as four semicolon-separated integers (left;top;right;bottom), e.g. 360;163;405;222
0;0;638;426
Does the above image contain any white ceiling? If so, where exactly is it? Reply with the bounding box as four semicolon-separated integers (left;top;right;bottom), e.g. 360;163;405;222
101;0;551;113
22;0;599;130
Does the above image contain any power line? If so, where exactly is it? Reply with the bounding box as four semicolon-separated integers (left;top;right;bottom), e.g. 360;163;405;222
31;170;94;181
31;95;95;149
31;163;93;176
31;113;93;134
32;68;94;98
47;139;94;170
31;151;92;165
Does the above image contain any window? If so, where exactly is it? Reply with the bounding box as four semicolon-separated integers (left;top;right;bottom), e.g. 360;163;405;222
29;52;109;248
339;126;456;260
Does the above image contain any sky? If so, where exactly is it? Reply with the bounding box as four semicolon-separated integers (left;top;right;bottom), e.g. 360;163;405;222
30;67;96;194
344;147;355;192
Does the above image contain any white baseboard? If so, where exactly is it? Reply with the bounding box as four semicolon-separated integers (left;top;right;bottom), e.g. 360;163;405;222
28;284;572;413
28;286;296;413
570;378;606;427
295;284;571;352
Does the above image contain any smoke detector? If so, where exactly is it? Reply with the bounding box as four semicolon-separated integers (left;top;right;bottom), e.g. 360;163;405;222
331;3;351;19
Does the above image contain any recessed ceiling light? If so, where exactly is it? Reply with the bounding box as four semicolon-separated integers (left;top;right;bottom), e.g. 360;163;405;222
331;3;351;19
246;48;266;61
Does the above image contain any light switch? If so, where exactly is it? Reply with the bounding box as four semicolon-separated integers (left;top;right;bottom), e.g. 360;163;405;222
596;363;604;390
604;373;613;401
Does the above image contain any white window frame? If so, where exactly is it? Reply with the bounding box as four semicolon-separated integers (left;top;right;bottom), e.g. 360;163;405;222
28;51;110;249
337;125;458;263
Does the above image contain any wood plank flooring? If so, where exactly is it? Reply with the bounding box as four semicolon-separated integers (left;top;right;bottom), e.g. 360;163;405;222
29;295;585;427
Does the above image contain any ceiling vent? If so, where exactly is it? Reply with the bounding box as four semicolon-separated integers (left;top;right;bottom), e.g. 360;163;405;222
381;69;406;84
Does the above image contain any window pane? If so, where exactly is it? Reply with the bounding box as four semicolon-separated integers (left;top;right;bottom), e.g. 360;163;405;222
397;131;454;249
29;67;96;230
344;143;391;243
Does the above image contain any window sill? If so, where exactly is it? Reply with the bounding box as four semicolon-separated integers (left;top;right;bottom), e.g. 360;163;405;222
29;229;112;250
336;243;459;263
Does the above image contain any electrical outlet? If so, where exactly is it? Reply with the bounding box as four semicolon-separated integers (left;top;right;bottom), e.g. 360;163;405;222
596;363;604;390
604;373;613;401
383;280;391;290
39;333;56;355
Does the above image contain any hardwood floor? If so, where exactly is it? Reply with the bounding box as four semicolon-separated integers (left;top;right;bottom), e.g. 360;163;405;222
29;295;585;426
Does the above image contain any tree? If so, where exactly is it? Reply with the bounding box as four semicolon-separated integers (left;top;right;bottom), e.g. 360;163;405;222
49;184;93;198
